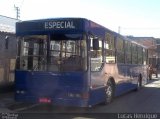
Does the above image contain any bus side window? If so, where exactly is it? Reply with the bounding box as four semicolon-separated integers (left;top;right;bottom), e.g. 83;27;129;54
90;38;103;71
105;33;115;63
125;41;132;64
132;44;138;64
117;37;125;63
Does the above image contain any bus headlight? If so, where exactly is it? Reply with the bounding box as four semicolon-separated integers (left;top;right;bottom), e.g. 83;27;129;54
68;93;89;99
16;90;20;94
68;93;74;97
21;91;25;94
16;90;26;94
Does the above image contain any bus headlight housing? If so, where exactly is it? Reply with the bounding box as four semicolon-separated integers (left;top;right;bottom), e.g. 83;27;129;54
68;92;89;99
16;90;26;94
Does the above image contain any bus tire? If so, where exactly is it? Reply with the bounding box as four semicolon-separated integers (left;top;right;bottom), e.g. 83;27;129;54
104;79;115;104
135;74;142;91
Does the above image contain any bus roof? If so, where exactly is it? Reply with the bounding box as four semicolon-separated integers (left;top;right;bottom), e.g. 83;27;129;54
16;17;115;36
16;17;147;49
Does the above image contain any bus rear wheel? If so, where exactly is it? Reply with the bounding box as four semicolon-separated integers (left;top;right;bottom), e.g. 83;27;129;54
104;79;115;104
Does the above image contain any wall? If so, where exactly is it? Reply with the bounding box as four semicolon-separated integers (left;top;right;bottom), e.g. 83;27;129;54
0;32;17;89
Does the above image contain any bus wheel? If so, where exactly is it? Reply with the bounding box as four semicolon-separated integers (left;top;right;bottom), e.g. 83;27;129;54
104;79;115;104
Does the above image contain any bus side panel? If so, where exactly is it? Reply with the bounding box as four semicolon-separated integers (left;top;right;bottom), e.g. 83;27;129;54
88;87;106;106
103;64;147;97
115;83;136;96
79;64;147;106
115;64;148;96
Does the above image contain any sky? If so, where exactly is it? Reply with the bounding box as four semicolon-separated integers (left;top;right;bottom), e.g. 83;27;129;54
1;0;160;38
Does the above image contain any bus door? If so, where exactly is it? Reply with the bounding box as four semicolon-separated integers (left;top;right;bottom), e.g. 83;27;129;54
89;38;105;88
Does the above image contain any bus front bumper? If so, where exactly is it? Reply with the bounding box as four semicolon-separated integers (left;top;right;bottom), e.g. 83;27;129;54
15;95;89;107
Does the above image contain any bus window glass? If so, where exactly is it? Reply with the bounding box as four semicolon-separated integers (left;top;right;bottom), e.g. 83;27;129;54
90;38;103;71
132;44;138;64
138;46;143;64
49;38;87;71
33;43;39;55
18;35;47;70
125;41;132;64
117;37;124;63
105;33;115;63
17;34;87;72
143;49;147;65
23;42;29;56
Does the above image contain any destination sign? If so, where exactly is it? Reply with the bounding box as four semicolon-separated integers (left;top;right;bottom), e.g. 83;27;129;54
16;18;84;35
44;21;76;29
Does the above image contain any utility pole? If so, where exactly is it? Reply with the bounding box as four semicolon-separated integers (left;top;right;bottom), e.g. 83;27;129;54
118;26;121;34
14;5;20;19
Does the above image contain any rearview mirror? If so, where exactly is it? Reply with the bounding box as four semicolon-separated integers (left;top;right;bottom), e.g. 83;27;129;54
93;38;99;50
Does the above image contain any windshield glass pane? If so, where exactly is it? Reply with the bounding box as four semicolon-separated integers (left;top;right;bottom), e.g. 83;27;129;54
17;35;47;71
17;34;87;72
49;34;87;71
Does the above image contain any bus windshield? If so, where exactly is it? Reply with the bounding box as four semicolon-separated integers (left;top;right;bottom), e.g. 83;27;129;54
17;34;87;72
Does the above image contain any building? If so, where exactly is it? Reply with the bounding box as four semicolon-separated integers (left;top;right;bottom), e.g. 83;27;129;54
0;15;19;91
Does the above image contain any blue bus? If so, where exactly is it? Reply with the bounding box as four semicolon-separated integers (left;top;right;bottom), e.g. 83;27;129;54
15;18;148;107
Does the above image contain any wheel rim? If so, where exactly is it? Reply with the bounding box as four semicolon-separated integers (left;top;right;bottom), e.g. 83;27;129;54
105;83;112;103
